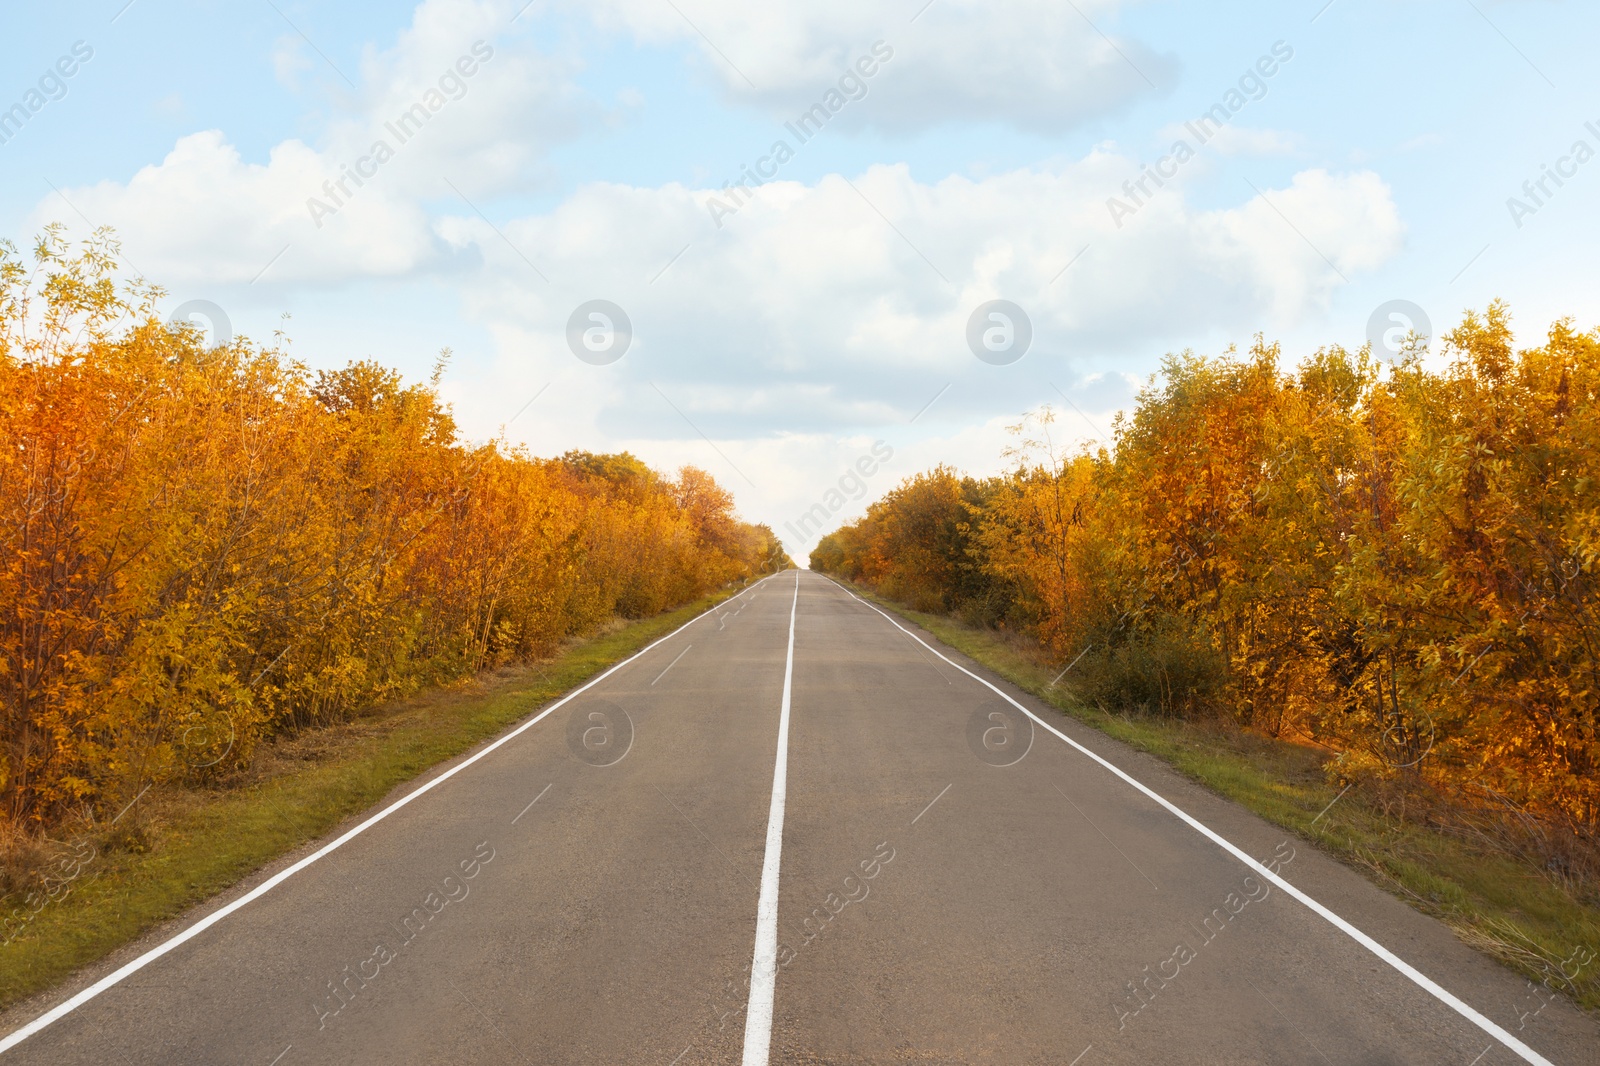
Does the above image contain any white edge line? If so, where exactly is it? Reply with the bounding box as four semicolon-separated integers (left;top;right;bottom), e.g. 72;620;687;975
0;575;783;1056
819;576;1554;1066
740;571;800;1066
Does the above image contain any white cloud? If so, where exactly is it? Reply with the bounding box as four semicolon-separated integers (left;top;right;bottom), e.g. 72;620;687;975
469;384;1129;560
1213;169;1403;316
450;160;1398;374
16;0;1405;562
556;0;1176;134
33;130;439;285
422;159;1402;517
30;0;590;285
334;0;594;199
25;0;1190;290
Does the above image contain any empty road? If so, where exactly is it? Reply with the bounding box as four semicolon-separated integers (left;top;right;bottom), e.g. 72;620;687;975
2;571;1595;1064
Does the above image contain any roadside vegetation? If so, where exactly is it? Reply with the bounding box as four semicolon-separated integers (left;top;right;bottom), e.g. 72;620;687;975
0;227;791;1004
813;309;1600;1011
0;591;748;1009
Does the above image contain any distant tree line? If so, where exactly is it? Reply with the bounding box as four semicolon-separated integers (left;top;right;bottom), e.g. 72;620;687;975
0;228;789;827
813;305;1600;829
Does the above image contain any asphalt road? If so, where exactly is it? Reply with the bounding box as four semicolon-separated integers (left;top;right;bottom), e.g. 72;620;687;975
2;570;1597;1064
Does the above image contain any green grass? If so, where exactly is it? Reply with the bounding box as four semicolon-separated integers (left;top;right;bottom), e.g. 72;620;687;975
0;586;745;1011
849;584;1600;1014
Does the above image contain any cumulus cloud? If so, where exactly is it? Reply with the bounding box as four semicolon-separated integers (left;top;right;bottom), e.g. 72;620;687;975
26;0;1188;288
433;159;1402;442
34;130;439;285
30;0;590;286
407;158;1403;559
11;0;1416;561
332;0;593;199
555;0;1176;134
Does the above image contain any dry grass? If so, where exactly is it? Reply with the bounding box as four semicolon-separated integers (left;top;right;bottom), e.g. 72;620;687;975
0;587;743;1009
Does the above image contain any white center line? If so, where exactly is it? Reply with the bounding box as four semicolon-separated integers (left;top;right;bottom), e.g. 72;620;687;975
652;644;693;686
740;571;801;1066
511;783;552;825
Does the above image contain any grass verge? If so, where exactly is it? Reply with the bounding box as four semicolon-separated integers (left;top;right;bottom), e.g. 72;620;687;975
847;583;1600;1015
0;585;746;1012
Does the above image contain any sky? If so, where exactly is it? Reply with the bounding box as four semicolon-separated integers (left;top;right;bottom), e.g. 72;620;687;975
2;0;1595;562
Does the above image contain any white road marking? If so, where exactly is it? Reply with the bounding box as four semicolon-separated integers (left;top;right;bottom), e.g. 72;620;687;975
0;575;783;1056
511;783;553;824
652;644;693;685
824;577;1555;1066
740;571;801;1066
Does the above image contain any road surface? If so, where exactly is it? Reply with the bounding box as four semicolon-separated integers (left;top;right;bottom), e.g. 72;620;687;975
2;571;1596;1064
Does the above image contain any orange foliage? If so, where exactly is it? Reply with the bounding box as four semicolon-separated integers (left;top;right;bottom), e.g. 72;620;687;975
0;228;789;826
814;309;1600;827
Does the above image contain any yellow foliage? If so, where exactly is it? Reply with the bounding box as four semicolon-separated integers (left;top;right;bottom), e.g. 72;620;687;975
814;311;1600;827
0;228;790;826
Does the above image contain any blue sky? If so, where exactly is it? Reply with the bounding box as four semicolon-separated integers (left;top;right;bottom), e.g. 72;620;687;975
3;0;1594;557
